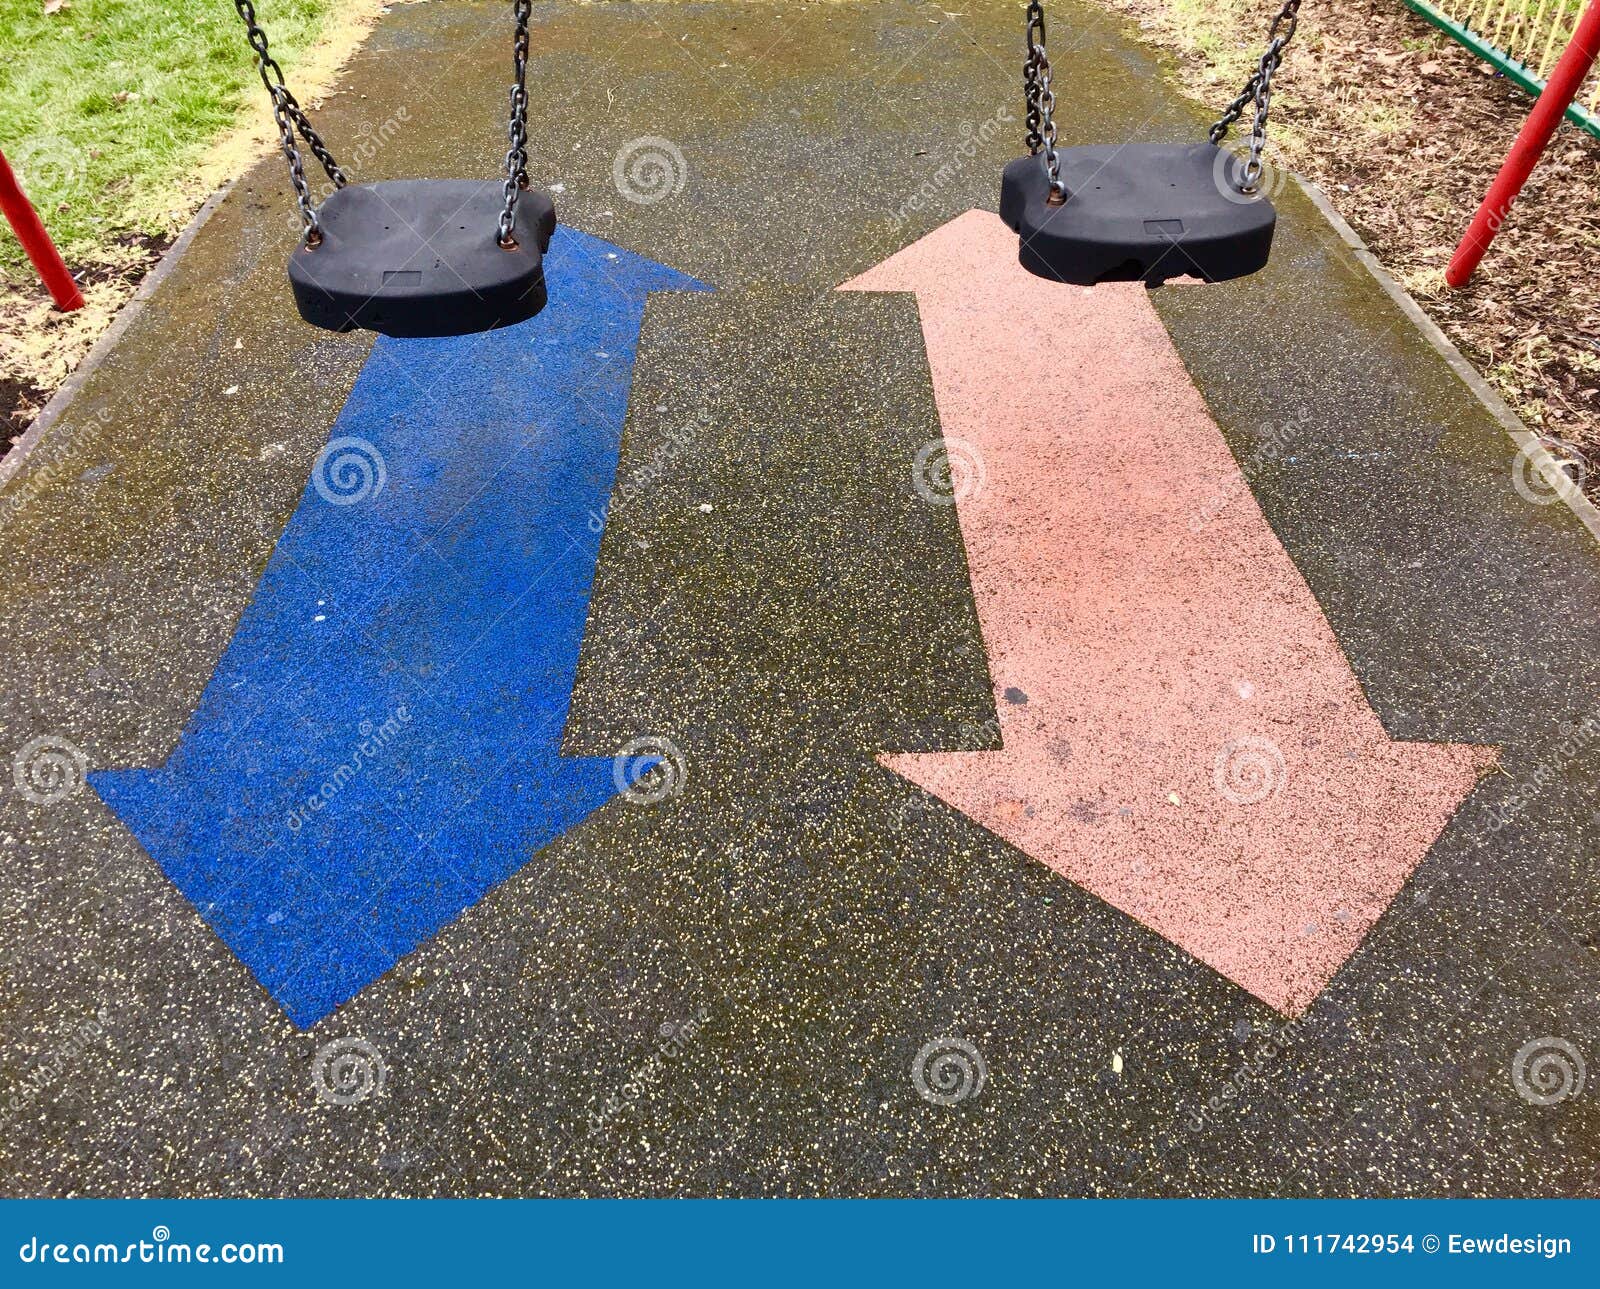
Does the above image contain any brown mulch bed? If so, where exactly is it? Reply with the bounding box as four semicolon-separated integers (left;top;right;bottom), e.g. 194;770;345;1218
1093;0;1600;474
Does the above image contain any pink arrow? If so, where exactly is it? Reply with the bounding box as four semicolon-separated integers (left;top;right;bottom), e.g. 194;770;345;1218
844;210;1493;1015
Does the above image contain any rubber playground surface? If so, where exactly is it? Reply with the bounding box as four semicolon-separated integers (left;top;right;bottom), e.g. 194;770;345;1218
3;0;1600;1197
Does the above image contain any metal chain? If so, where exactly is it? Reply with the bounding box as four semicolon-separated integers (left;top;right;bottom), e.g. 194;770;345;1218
1208;0;1301;193
283;98;347;190
232;0;345;244
1023;1;1066;203
1023;1;1045;154
497;0;534;247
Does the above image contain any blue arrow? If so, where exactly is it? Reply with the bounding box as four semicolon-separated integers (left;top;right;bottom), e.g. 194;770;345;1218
91;228;708;1027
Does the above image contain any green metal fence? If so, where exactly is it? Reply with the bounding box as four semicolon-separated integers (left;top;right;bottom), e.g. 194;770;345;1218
1404;0;1600;139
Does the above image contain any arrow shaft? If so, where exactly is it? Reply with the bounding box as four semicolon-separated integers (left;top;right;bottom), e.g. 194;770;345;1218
92;230;708;1025
850;213;1489;1013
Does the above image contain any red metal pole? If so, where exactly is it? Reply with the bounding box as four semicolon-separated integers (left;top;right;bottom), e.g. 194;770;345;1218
0;147;84;312
1447;0;1600;287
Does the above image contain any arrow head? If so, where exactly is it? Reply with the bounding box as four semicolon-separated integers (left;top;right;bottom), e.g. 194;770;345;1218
849;212;1493;1015
92;737;621;1028
92;229;709;1027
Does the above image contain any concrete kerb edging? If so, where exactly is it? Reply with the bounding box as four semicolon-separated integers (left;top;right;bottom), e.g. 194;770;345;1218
0;181;235;490
6;170;1596;551
1295;176;1600;546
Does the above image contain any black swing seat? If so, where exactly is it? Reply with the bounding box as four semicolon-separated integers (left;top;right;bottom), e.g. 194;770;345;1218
287;179;557;337
1000;143;1276;286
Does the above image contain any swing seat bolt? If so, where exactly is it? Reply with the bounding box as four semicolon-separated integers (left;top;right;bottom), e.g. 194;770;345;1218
1000;145;1277;286
237;0;548;337
1010;0;1295;287
288;180;555;336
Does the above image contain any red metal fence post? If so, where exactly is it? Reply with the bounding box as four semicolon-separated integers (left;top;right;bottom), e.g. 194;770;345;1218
0;146;84;312
1447;0;1600;287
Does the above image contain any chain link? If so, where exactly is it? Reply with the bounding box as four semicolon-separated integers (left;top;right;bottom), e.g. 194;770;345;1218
232;0;345;244
1022;0;1066;203
233;0;537;249
1208;0;1301;193
1023;1;1045;154
498;0;534;247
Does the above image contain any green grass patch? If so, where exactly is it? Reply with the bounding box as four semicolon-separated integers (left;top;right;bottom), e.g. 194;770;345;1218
1165;0;1253;71
0;0;337;273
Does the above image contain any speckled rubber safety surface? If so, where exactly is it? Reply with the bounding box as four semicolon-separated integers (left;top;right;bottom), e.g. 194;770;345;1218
2;0;1599;1197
